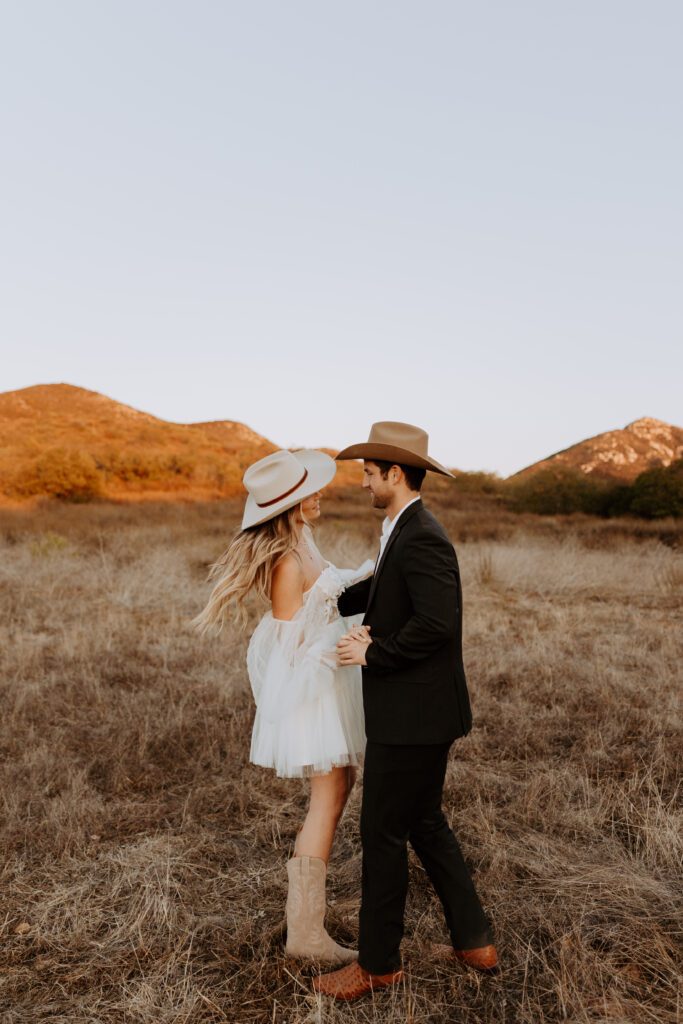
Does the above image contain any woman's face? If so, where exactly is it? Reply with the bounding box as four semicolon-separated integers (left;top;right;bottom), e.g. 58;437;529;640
299;490;323;522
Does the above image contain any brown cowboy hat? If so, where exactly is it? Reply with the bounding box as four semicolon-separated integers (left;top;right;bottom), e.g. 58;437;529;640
336;421;454;478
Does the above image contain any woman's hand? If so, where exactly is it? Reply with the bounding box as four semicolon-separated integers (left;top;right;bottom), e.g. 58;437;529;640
341;625;372;643
337;626;372;666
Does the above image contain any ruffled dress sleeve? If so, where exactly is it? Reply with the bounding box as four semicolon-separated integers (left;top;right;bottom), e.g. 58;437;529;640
246;558;374;725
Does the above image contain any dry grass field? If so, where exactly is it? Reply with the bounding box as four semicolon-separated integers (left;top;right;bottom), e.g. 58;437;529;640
1;487;681;1023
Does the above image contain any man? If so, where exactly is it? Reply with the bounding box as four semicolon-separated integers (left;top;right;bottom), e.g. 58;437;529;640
312;422;497;1001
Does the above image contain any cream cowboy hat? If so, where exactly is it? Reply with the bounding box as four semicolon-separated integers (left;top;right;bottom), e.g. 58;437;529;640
241;449;337;530
336;421;454;478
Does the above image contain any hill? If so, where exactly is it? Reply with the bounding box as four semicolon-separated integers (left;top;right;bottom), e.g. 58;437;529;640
0;384;365;503
513;417;683;482
0;384;362;503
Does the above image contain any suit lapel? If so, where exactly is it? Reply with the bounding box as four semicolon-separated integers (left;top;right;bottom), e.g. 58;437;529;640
366;499;422;611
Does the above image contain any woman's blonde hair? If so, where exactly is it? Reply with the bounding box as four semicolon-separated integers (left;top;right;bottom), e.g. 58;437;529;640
193;503;305;633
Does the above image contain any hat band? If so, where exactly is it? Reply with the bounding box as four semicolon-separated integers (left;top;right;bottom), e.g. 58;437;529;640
256;468;309;508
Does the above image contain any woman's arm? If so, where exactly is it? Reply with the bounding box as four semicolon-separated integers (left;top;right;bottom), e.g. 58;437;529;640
271;554;305;621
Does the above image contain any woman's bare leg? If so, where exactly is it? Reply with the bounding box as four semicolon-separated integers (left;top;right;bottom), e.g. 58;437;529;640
295;764;357;863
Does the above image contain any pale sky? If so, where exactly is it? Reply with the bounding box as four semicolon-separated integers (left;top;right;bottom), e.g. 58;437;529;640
1;1;681;475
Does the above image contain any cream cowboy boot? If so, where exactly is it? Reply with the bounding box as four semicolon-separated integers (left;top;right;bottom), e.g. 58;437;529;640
285;856;358;963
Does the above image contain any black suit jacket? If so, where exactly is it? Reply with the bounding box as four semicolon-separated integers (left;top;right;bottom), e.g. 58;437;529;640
338;500;473;745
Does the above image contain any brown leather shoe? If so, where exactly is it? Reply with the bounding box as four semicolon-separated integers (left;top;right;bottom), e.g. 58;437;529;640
432;942;499;972
312;961;404;1001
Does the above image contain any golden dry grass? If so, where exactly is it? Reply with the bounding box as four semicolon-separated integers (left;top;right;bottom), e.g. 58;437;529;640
1;493;681;1023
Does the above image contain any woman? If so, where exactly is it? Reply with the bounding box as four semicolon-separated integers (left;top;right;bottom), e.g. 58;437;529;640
195;448;373;963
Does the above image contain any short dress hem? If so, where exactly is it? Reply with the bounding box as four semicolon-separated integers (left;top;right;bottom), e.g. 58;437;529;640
246;544;373;780
250;751;363;780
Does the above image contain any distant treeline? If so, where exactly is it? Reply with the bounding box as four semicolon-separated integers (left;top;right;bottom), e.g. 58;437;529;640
453;460;683;519
7;446;683;518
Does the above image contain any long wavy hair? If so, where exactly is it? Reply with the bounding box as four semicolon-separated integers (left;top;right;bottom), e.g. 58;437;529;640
193;503;305;633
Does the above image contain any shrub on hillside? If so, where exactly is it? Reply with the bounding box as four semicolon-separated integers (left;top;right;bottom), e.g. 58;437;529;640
504;467;604;515
99;452;197;485
20;448;103;501
629;459;683;519
452;471;504;495
594;483;635;517
505;462;683;519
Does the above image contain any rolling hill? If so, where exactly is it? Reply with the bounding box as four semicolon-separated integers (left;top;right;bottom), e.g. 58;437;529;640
0;384;358;503
513;417;683;482
2;386;679;505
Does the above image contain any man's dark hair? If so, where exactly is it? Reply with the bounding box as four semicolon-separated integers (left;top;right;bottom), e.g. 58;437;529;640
372;459;426;493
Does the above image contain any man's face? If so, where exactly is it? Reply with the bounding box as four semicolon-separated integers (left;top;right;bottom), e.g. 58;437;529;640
362;461;394;508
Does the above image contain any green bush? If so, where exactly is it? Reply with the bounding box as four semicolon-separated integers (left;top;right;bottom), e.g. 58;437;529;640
505;467;603;515
629;460;683;519
594;483;634;517
505;460;683;519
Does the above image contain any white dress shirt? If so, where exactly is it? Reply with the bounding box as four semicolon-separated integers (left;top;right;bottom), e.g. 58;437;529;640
376;496;421;564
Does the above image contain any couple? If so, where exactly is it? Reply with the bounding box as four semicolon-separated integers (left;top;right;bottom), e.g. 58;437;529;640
195;421;497;1001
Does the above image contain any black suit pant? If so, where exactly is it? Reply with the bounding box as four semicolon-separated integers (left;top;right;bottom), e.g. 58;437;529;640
358;740;492;975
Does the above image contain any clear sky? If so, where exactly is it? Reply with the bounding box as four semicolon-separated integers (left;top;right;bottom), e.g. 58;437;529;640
1;1;681;475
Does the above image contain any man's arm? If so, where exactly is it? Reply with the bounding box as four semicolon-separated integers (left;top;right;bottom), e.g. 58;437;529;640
364;531;458;673
337;576;373;617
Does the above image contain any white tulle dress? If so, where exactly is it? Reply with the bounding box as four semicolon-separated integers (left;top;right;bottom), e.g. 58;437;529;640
247;546;374;779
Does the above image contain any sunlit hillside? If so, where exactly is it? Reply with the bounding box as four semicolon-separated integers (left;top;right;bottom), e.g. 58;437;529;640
0;384;361;503
514;417;683;482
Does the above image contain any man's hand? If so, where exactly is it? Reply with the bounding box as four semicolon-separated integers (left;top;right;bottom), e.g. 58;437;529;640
337;631;372;667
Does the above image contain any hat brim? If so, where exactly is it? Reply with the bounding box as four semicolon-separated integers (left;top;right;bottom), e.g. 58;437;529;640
241;450;337;529
335;443;454;478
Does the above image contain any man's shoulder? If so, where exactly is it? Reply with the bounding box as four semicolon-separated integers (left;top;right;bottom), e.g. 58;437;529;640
401;504;453;547
412;503;448;534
